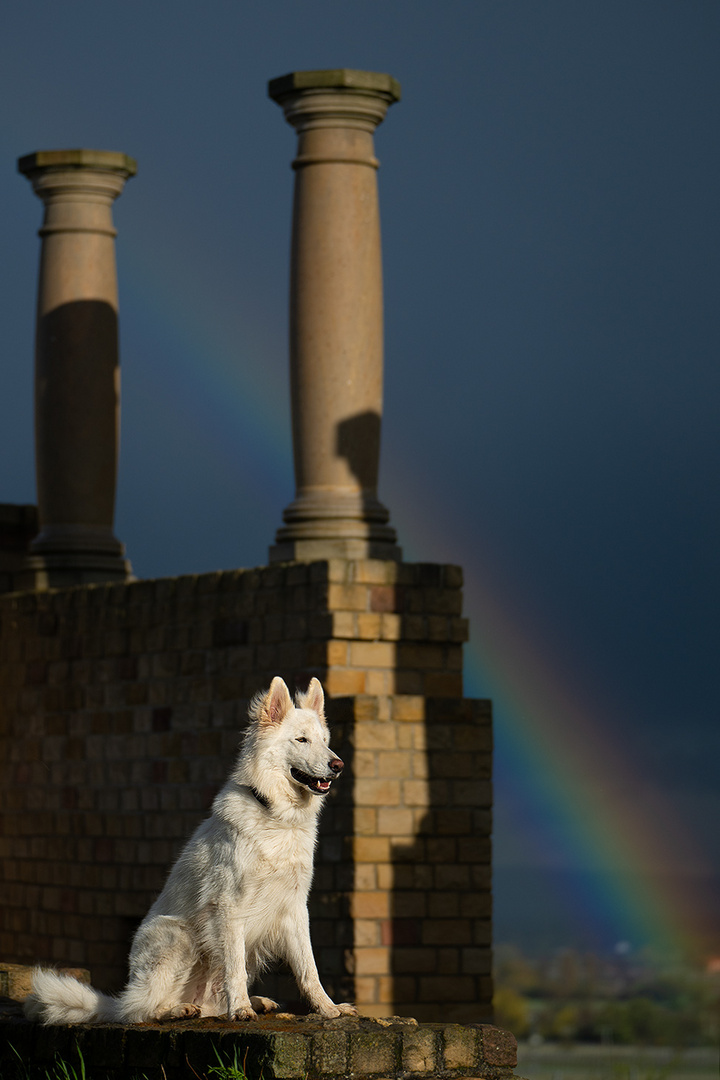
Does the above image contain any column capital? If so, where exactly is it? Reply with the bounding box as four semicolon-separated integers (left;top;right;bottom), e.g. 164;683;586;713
268;69;401;134
18;150;136;233
18;148;137;177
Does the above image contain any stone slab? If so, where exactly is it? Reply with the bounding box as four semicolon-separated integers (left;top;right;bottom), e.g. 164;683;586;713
0;963;90;1002
0;1009;517;1080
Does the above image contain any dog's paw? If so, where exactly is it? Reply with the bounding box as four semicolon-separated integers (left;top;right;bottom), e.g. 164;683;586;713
231;1005;258;1021
250;995;279;1014
315;1000;358;1018
159;1002;201;1020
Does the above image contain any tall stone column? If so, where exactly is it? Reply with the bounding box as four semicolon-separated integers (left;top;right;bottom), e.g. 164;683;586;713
268;70;402;563
18;149;136;586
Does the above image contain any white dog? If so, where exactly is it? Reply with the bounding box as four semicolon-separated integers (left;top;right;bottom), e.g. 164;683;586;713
25;677;356;1025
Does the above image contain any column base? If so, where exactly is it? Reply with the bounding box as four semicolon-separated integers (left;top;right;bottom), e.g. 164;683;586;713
22;524;133;587
270;536;402;563
270;489;402;563
17;554;133;589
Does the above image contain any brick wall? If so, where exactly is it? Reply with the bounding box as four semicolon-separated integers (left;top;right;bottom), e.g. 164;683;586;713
0;560;492;1022
0;504;38;594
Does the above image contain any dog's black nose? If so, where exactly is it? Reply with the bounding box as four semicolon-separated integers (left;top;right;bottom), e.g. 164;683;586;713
329;757;344;774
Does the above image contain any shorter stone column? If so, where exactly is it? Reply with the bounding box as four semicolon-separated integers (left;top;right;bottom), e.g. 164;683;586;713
269;70;402;563
18;149;135;586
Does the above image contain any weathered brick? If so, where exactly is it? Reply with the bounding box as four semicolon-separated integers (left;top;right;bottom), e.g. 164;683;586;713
348;1029;398;1075
330;610;356;638
356;613;383;639
311;1030;348;1075
353;975;379;1004
352;836;391;863
326;640;348;666
354;918;380;946
327;583;368;611
402;779;430;807
350;892;390;919
478;1024;517;1068
369;584;400;612
377;751;410;777
364;669;391;695
348;640;395;668
419;975;476;1002
423;919;472;945
407;642;450;670
391;695;425;721
376;807;414;835
354;946;391;975
323;669;366;695
442;1023;479;1069
354;779;401;806
352;560;397;585
424;671;463;696
402;1026;438;1073
353;723;397;750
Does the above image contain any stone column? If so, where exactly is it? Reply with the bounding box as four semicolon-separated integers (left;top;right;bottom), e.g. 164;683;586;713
18;149;136;586
268;70;402;563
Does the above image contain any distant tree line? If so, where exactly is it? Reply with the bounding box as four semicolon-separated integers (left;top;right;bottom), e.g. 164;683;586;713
493;945;719;1046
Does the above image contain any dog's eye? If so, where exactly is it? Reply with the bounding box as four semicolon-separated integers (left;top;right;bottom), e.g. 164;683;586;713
295;736;308;743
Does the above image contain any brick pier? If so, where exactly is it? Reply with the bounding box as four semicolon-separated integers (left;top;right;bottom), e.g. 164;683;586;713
0;560;492;1021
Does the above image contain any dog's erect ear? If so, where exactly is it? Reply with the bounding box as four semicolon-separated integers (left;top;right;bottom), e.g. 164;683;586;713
260;677;294;726
295;677;325;717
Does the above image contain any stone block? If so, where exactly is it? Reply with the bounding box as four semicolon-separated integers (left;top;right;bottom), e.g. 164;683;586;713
265;1033;309;1078
356;612;383;639
348;1028;399;1075
377;807;414;835
352;836;391;863
442;1023;479;1069
401;1026;438;1072
324;669;366;695
354;946;391;975
326;640;349;666
349;640;396;668
327;583;368;611
354;779;401;807
350;891;390;919
476;1024;518;1069
311;1029;349;1074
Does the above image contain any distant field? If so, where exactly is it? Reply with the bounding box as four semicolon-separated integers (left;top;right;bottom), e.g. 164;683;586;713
515;1043;718;1080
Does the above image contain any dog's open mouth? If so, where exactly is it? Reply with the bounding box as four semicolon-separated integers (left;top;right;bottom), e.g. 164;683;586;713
290;768;332;795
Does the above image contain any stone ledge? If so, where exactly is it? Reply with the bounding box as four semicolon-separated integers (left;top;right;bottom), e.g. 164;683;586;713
0;1010;517;1080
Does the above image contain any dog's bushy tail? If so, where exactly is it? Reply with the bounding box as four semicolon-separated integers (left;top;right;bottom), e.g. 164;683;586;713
24;968;118;1025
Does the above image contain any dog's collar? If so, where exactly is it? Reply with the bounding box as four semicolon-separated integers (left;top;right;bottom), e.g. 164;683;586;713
246;786;271;811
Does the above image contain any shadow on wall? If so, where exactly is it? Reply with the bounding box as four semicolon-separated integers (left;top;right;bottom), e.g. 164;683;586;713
387;698;493;1024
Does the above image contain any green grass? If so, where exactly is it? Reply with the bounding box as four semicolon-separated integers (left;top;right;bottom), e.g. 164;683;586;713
7;1038;254;1080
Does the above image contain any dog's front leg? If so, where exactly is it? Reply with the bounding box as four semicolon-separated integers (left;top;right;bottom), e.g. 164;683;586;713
219;915;256;1020
281;910;357;1018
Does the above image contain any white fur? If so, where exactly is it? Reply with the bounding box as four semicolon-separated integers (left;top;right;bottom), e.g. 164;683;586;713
25;677;356;1025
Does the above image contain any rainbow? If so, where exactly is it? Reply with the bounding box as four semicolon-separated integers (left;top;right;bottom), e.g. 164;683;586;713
11;164;712;961
389;474;713;959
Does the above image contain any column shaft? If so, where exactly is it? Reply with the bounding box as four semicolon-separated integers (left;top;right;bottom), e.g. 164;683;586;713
18;149;136;586
269;71;402;563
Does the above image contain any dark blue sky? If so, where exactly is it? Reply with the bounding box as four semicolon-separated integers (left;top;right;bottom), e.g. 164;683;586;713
1;1;718;955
